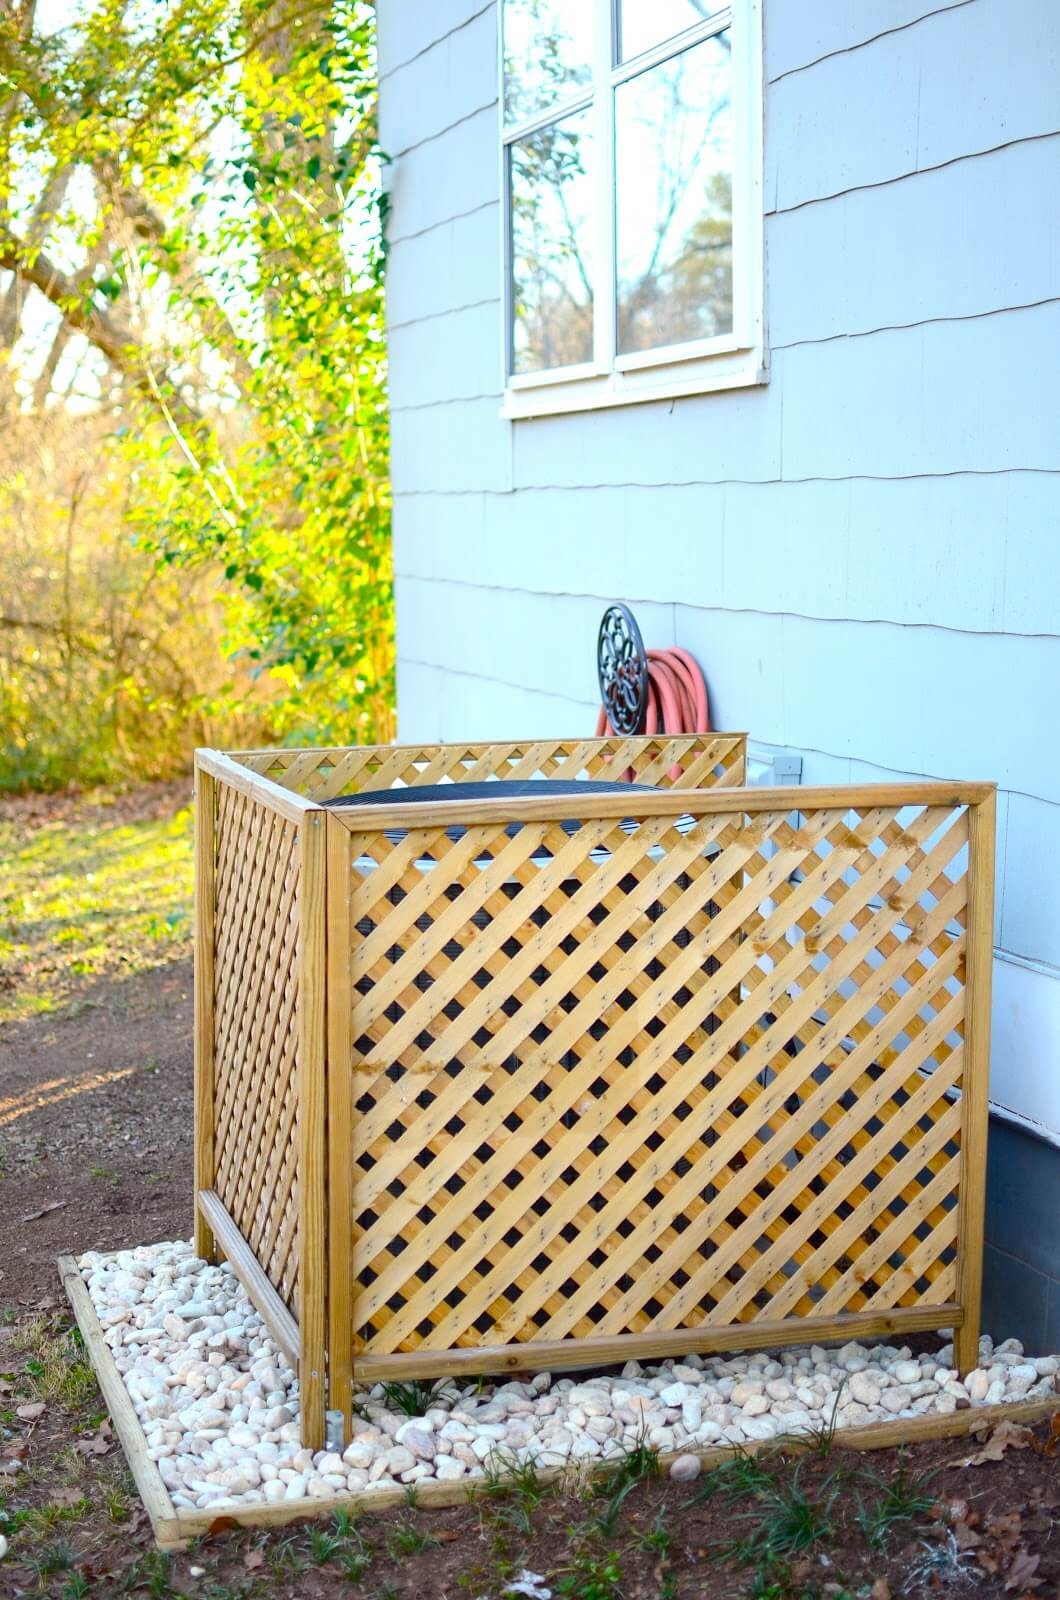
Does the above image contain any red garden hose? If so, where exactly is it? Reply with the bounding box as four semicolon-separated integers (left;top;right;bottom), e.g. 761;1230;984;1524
595;646;711;739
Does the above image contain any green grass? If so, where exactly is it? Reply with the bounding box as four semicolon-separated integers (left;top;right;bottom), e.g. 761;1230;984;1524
28;1540;76;1578
19;1317;99;1409
376;1377;456;1418
386;1523;438;1558
695;1447;779;1505
556;1547;623;1600
0;795;192;1022
728;1465;838;1566
305;1526;340;1564
856;1451;939;1548
634;1506;672;1558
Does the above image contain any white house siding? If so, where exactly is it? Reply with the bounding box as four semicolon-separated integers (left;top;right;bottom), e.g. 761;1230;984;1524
377;0;1060;1252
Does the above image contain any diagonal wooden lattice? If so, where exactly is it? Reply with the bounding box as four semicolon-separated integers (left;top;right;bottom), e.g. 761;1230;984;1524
230;733;746;800
335;797;973;1359
212;782;302;1311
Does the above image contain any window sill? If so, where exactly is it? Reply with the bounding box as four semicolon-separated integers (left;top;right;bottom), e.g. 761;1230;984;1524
501;344;767;419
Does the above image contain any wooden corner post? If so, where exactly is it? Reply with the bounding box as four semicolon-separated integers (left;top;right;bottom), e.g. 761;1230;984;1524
298;808;329;1449
193;758;218;1262
326;814;355;1443
954;787;996;1377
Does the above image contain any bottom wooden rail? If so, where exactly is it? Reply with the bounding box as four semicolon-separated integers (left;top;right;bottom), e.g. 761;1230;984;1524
61;1251;1057;1554
350;1303;965;1383
197;1190;300;1369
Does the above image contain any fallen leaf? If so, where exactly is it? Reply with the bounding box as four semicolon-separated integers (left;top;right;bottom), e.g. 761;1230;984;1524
434;1529;460;1543
1046;1413;1060;1458
243;1551;264;1571
955;1520;983;1549
1004;1551;1043;1591
952;1421;1038;1466
870;1581;892;1600
206;1516;238;1538
74;1423;113;1457
987;1511;1025;1554
16;1401;45;1421
49;1487;85;1508
20;1200;66;1223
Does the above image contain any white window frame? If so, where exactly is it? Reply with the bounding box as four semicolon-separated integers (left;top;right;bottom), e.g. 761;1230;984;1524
499;0;764;420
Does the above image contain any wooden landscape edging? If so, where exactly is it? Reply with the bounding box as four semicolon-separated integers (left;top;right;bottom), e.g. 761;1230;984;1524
58;1258;185;1550
60;1253;1059;1554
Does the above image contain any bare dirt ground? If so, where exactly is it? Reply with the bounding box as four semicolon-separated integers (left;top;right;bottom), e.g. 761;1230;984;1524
1;787;1059;1599
2;961;194;1312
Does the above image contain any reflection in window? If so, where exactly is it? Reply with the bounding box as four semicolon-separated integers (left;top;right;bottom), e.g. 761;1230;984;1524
503;0;593;126
619;0;725;62
615;32;733;355
510;107;595;374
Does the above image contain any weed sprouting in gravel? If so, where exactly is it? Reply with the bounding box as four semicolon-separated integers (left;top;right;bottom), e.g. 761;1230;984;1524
607;1433;660;1492
376;1377;456;1417
790;1380;847;1459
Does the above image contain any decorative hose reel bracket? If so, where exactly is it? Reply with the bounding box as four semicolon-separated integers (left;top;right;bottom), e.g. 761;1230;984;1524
597;603;649;734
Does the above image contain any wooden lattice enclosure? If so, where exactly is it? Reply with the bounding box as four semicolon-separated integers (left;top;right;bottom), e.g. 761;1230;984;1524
193;736;995;1449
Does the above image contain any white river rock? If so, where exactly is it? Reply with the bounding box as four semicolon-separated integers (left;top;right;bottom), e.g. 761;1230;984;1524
77;1240;1060;1516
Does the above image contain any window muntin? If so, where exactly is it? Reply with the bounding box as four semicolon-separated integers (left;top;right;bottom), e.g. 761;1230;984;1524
500;1;762;415
615;31;732;355
510;106;595;374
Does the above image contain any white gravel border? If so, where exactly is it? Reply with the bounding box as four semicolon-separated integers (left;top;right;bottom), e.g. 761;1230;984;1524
78;1240;1059;1511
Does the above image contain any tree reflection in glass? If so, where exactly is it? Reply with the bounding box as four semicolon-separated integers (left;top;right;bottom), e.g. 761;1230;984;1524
510;107;594;374
504;0;593;126
618;0;724;63
616;31;733;355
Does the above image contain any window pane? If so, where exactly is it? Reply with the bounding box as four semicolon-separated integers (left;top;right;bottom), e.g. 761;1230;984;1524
615;32;733;355
510;107;594;374
503;0;593;127
619;0;725;62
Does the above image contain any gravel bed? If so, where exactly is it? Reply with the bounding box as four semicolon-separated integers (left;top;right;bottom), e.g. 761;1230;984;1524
78;1240;1060;1511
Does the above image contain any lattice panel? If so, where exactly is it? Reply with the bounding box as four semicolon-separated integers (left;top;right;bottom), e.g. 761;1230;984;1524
212;783;302;1311
338;798;972;1358
229;734;746;800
